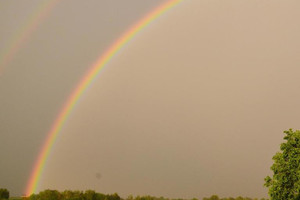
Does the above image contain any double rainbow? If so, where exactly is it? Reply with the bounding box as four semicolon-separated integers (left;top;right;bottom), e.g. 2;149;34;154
25;0;183;196
0;0;60;74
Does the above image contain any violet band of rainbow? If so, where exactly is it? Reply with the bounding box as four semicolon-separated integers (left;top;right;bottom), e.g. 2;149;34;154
25;0;183;196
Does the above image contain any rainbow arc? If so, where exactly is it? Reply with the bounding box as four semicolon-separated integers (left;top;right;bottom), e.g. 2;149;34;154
25;0;183;196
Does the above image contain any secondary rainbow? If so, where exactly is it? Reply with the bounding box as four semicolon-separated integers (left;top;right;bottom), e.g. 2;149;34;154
25;0;183;196
0;0;60;74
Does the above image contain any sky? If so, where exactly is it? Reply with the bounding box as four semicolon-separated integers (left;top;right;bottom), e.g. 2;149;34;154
1;0;300;199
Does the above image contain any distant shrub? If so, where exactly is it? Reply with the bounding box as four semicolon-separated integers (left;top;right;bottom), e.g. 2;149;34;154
0;188;9;199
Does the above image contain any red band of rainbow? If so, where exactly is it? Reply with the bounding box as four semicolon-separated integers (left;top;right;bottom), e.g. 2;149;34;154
25;0;183;196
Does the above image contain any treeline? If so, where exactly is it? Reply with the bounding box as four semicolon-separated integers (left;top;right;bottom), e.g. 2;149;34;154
24;190;120;200
202;195;267;200
0;188;268;200
22;190;267;200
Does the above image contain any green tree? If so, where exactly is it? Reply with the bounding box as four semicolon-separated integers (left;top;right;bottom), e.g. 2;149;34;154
96;193;106;200
84;190;96;200
203;195;219;200
0;188;9;199
107;193;120;200
28;194;38;200
126;195;134;200
264;129;300;200
62;190;74;200
61;190;84;200
210;195;219;200
38;189;61;200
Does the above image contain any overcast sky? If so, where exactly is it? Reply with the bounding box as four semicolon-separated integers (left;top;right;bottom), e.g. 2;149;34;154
1;0;300;199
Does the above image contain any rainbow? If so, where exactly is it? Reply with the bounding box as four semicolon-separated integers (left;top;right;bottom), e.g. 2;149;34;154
25;0;183;196
0;0;60;74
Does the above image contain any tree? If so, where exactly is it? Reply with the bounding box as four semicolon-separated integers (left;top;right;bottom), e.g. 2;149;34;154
126;195;134;200
203;195;219;200
107;193;120;200
0;188;9;199
62;190;74;200
264;129;300;200
38;189;62;200
96;192;106;200
84;190;96;200
28;193;38;200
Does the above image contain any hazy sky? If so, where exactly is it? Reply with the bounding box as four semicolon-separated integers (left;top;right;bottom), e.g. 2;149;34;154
1;0;300;199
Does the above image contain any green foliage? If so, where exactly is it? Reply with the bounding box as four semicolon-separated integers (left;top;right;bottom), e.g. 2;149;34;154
61;190;83;200
0;188;9;199
83;190;96;200
25;190;121;200
39;190;62;200
202;195;264;200
106;193;120;200
21;190;265;200
203;195;219;200
9;198;22;200
264;129;300;200
28;193;38;200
